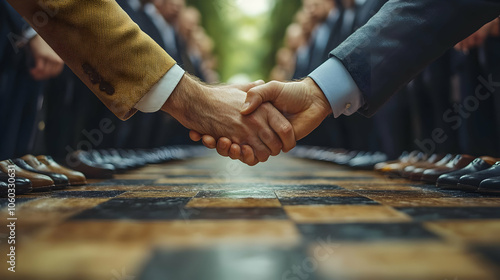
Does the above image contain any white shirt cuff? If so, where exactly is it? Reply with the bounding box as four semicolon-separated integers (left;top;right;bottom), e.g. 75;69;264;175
134;64;185;113
308;57;365;118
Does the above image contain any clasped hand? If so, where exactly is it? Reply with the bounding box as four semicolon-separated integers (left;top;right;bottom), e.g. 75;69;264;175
189;77;332;166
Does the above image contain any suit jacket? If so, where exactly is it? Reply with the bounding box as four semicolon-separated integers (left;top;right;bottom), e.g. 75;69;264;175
352;0;388;31
308;9;343;73
6;0;177;120
330;0;500;117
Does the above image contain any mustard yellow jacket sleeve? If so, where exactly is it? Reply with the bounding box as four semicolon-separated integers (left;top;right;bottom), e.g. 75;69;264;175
7;0;177;120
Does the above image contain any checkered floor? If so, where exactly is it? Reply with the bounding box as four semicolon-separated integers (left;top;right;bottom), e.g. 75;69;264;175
1;152;500;280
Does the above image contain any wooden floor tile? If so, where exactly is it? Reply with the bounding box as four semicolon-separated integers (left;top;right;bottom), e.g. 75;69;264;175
284;205;411;223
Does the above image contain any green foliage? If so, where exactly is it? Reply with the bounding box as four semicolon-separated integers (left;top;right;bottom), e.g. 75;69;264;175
187;0;301;82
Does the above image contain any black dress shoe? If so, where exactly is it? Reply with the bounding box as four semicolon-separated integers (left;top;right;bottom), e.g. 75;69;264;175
436;157;496;190
99;150;136;170
0;172;33;196
66;151;116;179
333;151;360;165
421;154;475;184
457;162;500;192
13;157;70;190
348;152;388;170
478;176;500;194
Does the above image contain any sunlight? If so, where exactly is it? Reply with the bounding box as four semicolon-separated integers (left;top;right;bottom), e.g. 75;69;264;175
233;0;274;16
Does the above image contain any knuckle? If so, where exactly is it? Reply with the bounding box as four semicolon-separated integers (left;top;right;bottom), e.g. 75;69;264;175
280;123;293;136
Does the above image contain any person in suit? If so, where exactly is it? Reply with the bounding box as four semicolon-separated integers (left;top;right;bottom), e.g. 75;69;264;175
305;0;342;74
197;0;500;165
0;0;63;159
6;0;295;165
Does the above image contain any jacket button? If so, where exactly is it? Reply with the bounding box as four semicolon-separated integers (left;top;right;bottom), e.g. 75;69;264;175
100;81;115;95
82;63;94;74
89;72;101;84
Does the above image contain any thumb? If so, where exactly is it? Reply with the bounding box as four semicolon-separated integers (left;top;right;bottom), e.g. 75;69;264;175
241;81;282;115
231;80;265;92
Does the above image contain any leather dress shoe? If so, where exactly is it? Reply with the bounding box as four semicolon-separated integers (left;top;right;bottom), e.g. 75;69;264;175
478;176;500;194
402;154;445;179
0;160;54;192
348;152;388;170
457;162;500;192
409;154;454;181
108;149;143;168
118;149;147;167
333;151;360;165
36;155;87;186
14;155;69;189
91;150;129;171
67;151;116;179
421;155;475;184
0;171;32;196
436;157;497;190
380;151;427;177
374;151;409;172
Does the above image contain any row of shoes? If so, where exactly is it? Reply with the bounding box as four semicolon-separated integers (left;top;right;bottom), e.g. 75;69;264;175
0;146;208;197
67;146;209;179
291;146;388;170
0;155;87;196
375;151;500;194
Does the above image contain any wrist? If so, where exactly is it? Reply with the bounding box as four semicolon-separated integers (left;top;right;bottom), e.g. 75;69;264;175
161;74;206;127
304;77;333;117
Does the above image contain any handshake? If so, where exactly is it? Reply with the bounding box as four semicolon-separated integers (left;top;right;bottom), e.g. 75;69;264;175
161;74;333;166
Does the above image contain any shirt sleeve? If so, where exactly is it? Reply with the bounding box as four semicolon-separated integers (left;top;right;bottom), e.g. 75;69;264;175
308;57;365;118
134;64;185;113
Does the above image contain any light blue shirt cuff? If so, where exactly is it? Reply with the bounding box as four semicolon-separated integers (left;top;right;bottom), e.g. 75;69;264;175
308;57;365;118
134;64;185;113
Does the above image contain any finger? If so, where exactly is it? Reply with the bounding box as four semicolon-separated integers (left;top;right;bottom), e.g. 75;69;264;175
241;145;258;166
241;81;283;115
267;106;296;153
189;131;203;142
201;135;217;149
229;144;241;160
259;128;282;156
216;138;233;157
250;138;272;162
231;80;265;92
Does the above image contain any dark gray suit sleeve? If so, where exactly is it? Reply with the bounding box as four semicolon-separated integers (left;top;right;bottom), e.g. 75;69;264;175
331;0;500;117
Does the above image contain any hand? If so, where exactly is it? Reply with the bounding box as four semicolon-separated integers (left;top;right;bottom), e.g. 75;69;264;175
28;35;64;80
454;18;498;53
162;75;295;165
193;77;332;162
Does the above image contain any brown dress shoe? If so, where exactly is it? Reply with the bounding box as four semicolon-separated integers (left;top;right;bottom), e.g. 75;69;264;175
36;155;87;186
402;154;446;179
380;151;427;177
374;151;409;171
0;160;55;192
421;154;475;184
14;156;69;190
409;154;455;181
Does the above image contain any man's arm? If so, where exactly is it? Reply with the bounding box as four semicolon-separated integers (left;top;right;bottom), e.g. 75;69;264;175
332;0;500;117
6;0;296;162
6;0;176;120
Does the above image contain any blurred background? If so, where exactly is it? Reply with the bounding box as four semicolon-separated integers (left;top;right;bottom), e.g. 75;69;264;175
1;0;499;162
